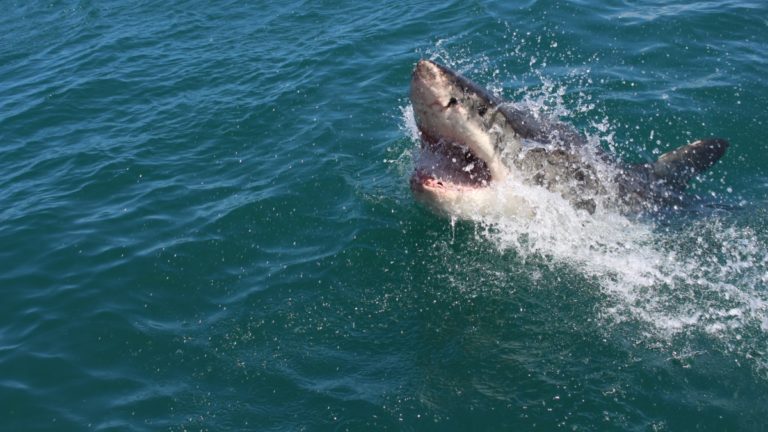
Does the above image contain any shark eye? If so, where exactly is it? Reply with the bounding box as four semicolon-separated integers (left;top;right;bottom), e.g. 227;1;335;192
477;106;487;116
446;97;458;108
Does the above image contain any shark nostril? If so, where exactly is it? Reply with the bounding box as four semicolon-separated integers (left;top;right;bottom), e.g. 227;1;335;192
446;97;458;108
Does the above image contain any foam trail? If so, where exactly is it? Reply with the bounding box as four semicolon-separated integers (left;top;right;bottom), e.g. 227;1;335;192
476;174;768;376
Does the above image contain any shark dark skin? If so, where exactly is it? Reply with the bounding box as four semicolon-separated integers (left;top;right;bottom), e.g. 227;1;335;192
409;59;729;218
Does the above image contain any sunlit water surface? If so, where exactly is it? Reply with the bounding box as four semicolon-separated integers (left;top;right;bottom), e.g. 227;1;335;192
1;1;767;430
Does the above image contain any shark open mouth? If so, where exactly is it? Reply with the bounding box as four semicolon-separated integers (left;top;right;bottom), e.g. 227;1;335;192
412;129;492;190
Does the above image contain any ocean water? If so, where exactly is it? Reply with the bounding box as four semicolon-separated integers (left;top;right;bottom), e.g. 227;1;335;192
1;1;767;430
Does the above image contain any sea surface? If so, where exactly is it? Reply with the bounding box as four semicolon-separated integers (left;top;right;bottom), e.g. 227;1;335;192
1;1;767;430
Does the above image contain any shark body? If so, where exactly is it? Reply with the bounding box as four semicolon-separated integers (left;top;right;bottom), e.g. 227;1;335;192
409;60;729;218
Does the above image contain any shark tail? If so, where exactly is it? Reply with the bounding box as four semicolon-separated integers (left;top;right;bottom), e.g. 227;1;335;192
650;138;729;188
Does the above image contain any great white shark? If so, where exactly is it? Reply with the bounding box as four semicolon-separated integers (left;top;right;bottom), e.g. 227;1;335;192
409;59;729;218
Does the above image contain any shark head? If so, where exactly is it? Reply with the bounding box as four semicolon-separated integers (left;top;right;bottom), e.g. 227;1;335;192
409;59;525;215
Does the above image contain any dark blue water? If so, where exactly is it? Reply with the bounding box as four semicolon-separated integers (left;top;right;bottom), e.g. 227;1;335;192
1;1;767;430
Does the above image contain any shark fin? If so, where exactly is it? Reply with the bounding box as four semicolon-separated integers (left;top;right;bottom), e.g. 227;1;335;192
651;138;729;188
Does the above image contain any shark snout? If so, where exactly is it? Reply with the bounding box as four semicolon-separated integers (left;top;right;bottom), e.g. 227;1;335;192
413;59;451;85
413;59;436;81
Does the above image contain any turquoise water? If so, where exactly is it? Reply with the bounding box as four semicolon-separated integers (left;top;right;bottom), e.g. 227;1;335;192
1;1;767;430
